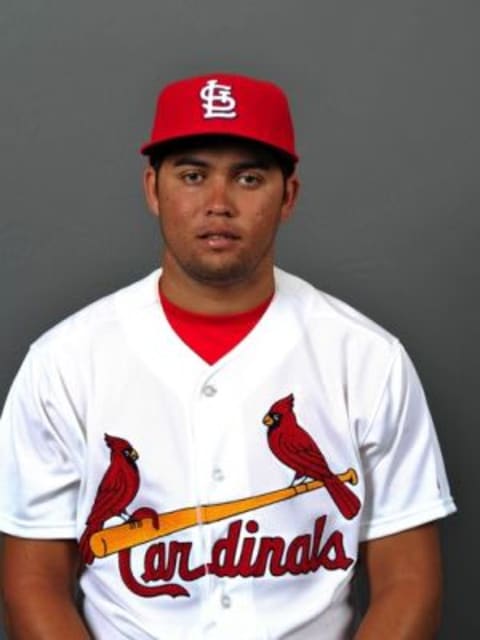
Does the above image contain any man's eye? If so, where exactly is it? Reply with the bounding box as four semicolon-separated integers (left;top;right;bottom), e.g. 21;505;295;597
237;173;262;187
182;171;204;184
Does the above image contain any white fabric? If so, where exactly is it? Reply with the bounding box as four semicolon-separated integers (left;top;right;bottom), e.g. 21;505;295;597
0;268;456;639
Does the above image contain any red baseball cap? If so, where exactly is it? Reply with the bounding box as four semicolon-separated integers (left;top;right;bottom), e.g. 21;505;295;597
140;73;298;162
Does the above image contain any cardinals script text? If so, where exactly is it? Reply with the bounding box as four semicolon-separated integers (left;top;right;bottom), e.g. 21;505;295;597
117;515;354;598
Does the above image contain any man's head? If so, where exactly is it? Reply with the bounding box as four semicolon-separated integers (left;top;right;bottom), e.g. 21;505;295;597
141;74;299;295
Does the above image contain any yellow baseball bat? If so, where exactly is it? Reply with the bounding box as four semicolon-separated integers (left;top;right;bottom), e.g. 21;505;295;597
90;468;358;559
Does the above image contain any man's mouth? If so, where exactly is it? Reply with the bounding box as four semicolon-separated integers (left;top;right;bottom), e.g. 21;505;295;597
197;230;241;249
198;230;240;240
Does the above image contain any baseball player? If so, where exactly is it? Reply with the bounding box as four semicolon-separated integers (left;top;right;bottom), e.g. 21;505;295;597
0;74;455;639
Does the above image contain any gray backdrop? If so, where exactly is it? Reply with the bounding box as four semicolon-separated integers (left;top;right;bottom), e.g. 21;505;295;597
1;1;478;637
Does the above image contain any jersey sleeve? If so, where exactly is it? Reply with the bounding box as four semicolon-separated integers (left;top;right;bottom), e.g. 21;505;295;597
0;345;85;538
358;341;456;541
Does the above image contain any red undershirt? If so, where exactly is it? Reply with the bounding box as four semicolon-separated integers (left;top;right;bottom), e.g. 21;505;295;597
159;285;274;365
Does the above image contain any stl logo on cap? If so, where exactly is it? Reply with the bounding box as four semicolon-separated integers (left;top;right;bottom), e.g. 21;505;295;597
200;79;237;119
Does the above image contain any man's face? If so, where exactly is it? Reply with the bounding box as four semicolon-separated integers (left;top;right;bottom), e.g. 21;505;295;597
144;141;299;288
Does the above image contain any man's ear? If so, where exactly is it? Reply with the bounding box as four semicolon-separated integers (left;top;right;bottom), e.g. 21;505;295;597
280;174;300;222
143;165;160;217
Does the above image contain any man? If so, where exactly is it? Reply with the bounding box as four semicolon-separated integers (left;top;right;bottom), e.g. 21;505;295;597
0;73;455;639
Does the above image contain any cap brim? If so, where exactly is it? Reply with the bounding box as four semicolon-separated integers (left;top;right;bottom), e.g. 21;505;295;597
140;133;298;163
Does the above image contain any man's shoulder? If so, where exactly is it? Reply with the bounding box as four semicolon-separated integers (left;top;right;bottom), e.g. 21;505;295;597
275;267;397;349
31;269;160;356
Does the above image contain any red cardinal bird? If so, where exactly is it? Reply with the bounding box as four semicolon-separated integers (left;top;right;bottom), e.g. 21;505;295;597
79;434;140;564
263;394;361;520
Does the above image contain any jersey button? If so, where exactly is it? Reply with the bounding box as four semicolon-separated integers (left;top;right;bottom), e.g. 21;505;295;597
221;594;231;609
212;467;224;482
202;384;217;397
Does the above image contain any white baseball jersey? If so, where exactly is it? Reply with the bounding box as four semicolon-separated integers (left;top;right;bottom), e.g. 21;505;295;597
0;268;456;640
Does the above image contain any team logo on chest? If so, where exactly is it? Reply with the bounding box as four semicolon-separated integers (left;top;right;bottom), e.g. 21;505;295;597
200;78;237;119
79;394;361;599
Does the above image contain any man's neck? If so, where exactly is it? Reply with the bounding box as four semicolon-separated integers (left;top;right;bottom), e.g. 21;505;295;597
159;261;275;315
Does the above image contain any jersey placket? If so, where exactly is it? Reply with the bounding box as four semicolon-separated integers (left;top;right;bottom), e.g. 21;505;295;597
189;365;263;639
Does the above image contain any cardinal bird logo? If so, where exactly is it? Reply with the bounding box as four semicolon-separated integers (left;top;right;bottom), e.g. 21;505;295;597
263;394;361;520
79;434;140;564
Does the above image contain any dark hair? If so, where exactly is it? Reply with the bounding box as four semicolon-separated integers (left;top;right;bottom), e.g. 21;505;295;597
147;135;296;179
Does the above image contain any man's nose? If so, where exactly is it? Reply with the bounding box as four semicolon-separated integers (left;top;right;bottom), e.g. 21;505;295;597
205;178;234;216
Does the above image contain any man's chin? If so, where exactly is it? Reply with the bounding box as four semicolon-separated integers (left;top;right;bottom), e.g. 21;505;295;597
182;260;252;287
